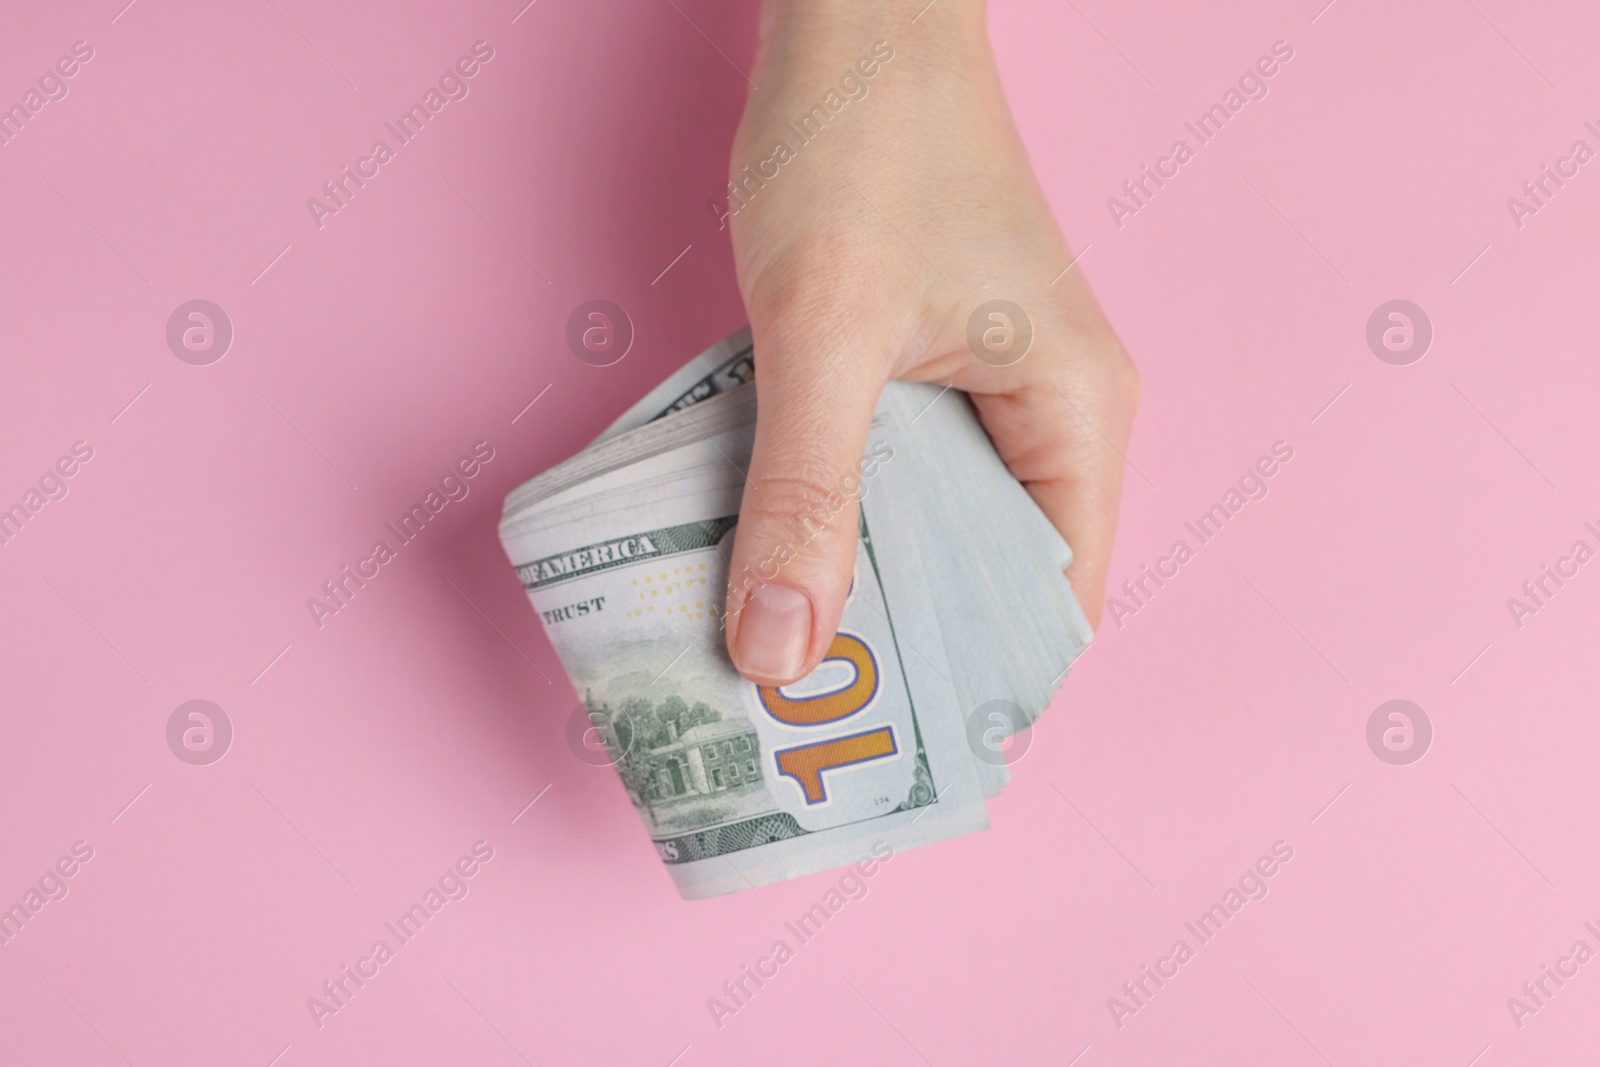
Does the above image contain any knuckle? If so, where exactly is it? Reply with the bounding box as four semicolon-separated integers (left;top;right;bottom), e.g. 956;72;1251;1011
744;252;914;360
1066;322;1140;413
745;469;855;535
1106;344;1141;408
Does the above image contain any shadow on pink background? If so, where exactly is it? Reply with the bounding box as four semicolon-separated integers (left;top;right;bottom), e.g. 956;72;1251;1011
2;0;1598;1063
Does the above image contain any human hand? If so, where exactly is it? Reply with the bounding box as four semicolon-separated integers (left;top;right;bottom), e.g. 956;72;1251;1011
721;0;1139;685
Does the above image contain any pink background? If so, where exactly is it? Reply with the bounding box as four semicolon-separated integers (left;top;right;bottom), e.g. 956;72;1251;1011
3;0;1597;1063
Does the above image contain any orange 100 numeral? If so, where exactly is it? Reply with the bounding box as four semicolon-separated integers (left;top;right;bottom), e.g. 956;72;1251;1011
757;632;878;726
759;633;896;804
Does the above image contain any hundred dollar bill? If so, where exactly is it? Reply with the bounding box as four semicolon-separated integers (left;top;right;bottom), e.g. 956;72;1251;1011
597;325;754;443
499;328;1093;896
501;387;987;898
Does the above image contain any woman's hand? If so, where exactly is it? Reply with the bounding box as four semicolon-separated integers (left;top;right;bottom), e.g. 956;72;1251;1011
722;0;1139;685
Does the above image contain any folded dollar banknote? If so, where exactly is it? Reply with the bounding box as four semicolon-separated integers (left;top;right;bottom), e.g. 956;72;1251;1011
499;327;1094;898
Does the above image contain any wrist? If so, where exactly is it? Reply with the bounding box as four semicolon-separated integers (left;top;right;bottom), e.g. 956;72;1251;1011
760;0;987;46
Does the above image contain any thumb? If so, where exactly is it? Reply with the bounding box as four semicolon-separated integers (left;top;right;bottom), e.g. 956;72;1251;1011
724;324;883;686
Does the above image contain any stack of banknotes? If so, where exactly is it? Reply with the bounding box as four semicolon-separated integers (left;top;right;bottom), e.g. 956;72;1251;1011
499;328;1093;898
